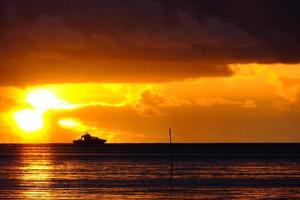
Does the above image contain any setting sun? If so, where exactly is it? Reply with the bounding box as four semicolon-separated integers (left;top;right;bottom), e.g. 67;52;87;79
13;109;43;132
12;89;60;134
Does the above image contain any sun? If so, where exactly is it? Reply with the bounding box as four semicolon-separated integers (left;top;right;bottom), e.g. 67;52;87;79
13;109;43;132
13;89;59;133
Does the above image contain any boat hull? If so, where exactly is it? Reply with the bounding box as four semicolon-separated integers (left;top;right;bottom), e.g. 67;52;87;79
73;140;106;145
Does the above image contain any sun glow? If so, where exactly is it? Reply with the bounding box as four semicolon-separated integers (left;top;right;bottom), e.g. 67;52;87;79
26;89;59;111
13;109;43;132
13;89;60;134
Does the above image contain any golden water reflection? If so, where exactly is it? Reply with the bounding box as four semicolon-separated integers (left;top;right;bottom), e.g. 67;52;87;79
20;147;54;199
1;144;300;199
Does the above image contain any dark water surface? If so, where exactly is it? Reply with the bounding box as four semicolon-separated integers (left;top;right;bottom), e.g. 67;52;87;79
0;143;300;199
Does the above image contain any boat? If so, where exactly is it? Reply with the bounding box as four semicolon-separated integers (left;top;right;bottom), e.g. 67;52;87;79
73;132;107;145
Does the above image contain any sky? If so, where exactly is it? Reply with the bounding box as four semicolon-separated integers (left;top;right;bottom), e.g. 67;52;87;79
1;0;300;143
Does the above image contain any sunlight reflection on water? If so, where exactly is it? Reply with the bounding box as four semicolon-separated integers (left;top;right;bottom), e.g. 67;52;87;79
0;144;300;199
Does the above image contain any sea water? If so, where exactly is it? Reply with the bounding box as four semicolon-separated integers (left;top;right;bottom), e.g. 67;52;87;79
0;144;300;199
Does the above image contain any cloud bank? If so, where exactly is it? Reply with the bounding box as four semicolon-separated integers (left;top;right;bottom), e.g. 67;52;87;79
0;0;300;85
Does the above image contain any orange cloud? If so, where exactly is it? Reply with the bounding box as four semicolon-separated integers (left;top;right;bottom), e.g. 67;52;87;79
1;63;300;142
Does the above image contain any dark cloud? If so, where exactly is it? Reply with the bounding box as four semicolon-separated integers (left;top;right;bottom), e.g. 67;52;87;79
166;0;300;62
0;0;299;85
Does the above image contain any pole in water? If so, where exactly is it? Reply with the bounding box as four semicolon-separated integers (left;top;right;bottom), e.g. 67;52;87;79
169;128;174;178
168;128;174;200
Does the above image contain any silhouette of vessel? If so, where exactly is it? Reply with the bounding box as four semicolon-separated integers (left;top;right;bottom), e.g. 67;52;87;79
73;132;107;145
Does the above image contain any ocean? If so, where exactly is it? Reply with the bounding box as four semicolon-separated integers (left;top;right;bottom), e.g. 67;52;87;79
0;144;300;199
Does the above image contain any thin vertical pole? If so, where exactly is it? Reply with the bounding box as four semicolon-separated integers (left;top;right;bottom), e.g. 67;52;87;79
169;128;173;178
169;128;174;199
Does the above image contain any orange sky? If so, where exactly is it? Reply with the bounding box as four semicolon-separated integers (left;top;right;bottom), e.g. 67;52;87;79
1;1;300;143
1;63;300;143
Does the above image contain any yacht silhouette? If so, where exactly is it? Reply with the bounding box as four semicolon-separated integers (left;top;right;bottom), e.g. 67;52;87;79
73;132;107;145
